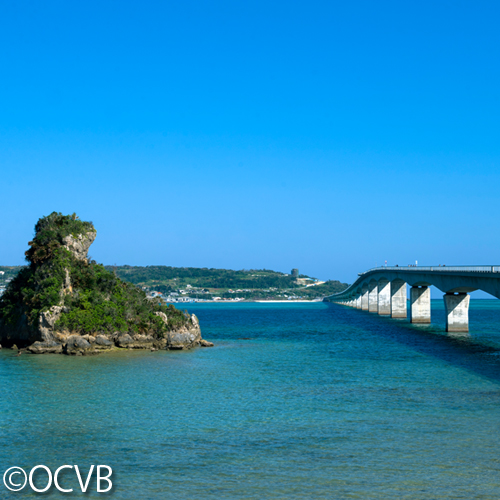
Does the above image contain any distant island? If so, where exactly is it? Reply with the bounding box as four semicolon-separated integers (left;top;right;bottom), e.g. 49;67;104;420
1;265;348;303
0;212;213;355
103;267;348;303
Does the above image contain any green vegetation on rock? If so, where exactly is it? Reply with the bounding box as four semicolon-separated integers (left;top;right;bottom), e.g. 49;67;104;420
0;212;191;346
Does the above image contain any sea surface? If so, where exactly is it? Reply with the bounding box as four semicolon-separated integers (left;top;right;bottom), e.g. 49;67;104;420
1;300;500;499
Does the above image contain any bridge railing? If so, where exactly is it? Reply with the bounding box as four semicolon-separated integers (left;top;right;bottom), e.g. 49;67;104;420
358;266;500;276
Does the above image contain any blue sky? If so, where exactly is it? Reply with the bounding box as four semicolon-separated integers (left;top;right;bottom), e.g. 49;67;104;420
1;0;499;286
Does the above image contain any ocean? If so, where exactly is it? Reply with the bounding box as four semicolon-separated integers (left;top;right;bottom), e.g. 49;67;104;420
1;300;499;499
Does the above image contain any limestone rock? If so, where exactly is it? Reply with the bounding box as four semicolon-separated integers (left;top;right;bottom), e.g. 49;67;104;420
132;334;154;347
28;341;63;354
63;268;72;294
0;213;209;356
200;339;214;347
165;313;204;349
154;339;168;350
116;333;134;347
38;306;64;343
191;314;199;327
115;333;155;349
63;335;92;355
155;311;168;324
62;231;96;261
95;335;113;347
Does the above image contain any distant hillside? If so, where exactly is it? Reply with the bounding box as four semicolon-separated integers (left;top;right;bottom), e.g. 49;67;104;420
106;266;300;290
103;265;348;300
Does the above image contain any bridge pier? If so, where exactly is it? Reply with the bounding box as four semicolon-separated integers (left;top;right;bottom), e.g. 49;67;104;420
410;286;431;323
361;285;369;311
325;265;500;334
444;293;470;332
391;279;407;318
368;282;378;312
377;279;391;315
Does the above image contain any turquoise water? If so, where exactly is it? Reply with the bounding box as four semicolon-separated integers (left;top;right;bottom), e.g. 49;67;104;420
1;300;500;499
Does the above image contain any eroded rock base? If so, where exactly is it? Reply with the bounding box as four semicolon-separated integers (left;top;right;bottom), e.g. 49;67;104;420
22;314;213;355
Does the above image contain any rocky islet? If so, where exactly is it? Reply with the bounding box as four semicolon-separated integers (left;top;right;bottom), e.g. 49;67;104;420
0;212;213;355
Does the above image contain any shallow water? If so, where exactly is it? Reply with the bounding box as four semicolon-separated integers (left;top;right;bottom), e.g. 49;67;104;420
1;300;500;499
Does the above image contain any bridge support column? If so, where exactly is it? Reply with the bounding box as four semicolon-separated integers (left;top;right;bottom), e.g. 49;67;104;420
361;286;369;311
391;279;407;318
368;282;378;312
356;295;361;309
444;293;470;332
410;286;431;324
377;279;391;315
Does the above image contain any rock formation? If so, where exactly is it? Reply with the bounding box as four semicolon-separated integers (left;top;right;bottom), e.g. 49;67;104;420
0;212;213;355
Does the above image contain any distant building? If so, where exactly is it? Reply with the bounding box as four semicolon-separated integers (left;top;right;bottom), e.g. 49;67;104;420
291;268;299;278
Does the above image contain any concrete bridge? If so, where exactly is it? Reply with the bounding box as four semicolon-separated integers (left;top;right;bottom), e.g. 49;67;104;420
325;266;500;332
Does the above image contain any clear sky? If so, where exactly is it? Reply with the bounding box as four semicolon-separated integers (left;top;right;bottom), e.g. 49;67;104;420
1;0;499;286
